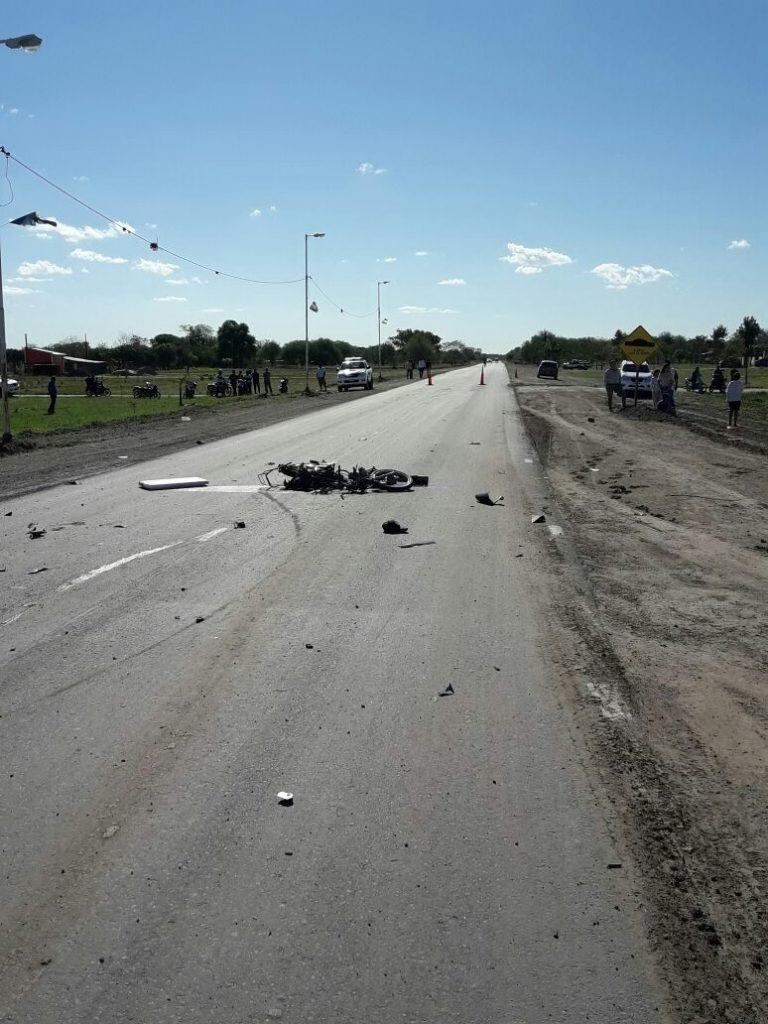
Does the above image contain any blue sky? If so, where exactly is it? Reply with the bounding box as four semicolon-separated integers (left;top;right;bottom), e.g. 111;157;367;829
1;0;765;352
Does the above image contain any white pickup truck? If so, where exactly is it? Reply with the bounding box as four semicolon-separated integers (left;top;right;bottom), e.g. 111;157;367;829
336;358;373;392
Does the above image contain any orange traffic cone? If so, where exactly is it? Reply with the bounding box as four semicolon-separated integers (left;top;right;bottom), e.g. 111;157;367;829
479;365;485;385
427;365;433;386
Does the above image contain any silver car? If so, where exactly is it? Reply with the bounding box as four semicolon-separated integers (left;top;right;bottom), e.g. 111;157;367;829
0;377;20;397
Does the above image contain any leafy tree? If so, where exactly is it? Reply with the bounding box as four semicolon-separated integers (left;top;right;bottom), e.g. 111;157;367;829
735;315;761;385
216;320;256;367
389;328;442;352
280;340;306;366
260;341;282;366
710;324;728;361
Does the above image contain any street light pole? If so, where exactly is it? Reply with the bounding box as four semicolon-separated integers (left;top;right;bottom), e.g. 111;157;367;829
0;237;11;443
304;231;325;393
377;280;389;382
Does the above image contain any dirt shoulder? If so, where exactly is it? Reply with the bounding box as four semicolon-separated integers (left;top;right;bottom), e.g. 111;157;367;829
517;380;768;1023
0;376;421;501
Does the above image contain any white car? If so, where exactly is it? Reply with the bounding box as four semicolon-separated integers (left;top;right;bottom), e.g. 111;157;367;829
0;377;20;397
620;360;652;397
336;358;373;392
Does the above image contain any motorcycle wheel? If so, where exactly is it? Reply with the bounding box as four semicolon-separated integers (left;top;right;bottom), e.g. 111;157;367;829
369;469;412;491
132;387;141;399
103;387;112;397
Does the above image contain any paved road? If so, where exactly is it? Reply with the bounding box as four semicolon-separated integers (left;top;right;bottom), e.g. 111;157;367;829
0;364;667;1023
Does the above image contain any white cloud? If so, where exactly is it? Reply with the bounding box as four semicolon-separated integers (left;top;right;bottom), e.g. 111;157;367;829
72;175;89;183
33;219;135;243
438;278;466;286
166;277;189;285
154;296;188;303
202;307;225;314
134;257;179;277
378;256;397;263
9;108;19;115
18;259;73;277
357;162;387;175
591;262;673;289
8;276;45;283
190;276;207;284
414;251;429;257
70;248;128;265
500;242;573;274
269;205;277;212
249;209;262;218
728;239;750;250
398;305;459;315
5;285;36;294
80;268;90;274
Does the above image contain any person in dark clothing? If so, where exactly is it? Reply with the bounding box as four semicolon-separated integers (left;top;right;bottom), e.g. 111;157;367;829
229;371;238;397
406;360;414;380
263;367;273;395
252;369;261;395
46;376;57;415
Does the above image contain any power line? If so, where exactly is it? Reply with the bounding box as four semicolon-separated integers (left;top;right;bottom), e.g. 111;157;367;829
310;277;376;318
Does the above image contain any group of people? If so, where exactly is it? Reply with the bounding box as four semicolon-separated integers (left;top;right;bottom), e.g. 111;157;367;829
603;358;745;426
405;358;431;380
216;368;274;396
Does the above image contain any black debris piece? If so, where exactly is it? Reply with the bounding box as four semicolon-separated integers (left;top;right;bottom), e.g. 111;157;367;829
411;475;429;487
531;513;546;524
438;683;455;697
27;528;46;539
4;511;11;516
305;643;314;649
607;863;623;869
195;616;205;624
587;417;595;423
399;541;436;549
29;567;49;575
475;492;503;506
382;520;408;534
278;461;413;494
234;521;246;529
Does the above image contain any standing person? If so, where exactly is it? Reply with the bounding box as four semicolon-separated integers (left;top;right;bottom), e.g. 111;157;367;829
659;360;677;415
650;368;663;410
252;368;261;395
726;370;743;429
229;370;238;397
406;360;414;380
417;357;426;379
603;358;625;412
46;375;57;415
263;366;273;395
316;364;327;391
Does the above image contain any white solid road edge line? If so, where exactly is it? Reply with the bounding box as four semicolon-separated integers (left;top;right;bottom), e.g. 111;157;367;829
58;541;184;591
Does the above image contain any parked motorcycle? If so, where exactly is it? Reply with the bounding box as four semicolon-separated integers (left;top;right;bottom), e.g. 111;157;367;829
206;378;232;397
709;370;726;394
184;380;198;399
85;376;111;397
279;377;289;394
133;382;161;399
684;377;706;394
237;377;252;395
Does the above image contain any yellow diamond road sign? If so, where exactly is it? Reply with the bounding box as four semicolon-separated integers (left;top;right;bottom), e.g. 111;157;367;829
622;325;657;364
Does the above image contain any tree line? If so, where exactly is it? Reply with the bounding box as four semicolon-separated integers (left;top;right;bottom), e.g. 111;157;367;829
508;317;766;367
7;322;482;372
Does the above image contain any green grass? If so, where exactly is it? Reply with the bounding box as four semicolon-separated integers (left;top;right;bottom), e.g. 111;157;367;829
7;363;453;436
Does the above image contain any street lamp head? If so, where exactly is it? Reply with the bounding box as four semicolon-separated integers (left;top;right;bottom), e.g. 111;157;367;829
382;280;390;285
1;34;43;52
312;232;325;238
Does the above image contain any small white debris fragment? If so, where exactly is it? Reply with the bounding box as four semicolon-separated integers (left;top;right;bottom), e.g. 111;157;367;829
102;825;120;840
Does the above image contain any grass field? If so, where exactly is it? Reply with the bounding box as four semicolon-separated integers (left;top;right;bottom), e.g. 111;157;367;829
5;364;448;436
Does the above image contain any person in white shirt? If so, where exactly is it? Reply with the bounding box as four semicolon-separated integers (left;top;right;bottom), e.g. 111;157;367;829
603;359;625;411
726;370;743;428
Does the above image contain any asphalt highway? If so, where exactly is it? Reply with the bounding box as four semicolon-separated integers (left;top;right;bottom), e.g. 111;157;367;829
0;364;667;1023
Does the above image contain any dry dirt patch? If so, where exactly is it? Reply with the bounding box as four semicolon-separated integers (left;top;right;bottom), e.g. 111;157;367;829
517;382;768;1023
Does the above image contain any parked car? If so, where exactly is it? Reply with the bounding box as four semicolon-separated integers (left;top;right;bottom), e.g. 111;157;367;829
536;360;559;380
0;377;20;397
620;359;652;396
337;358;374;391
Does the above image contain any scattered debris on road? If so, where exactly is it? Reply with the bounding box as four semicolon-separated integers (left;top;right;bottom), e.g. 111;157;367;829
28;567;49;575
265;461;414;494
195;616;205;624
438;683;455;696
382;520;408;534
277;791;294;806
27;526;46;539
399;540;436;548
234;521;246;529
531;513;547;524
411;475;429;486
475;492;503;506
102;825;120;840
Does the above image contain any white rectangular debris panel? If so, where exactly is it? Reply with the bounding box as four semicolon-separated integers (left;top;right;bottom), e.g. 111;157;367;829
139;477;209;490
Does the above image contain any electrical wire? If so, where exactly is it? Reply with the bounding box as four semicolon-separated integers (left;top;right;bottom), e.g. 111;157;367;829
0;146;304;285
0;151;13;208
309;277;376;318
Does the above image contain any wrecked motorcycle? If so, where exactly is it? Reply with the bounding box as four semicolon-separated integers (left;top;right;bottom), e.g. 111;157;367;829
269;461;413;493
